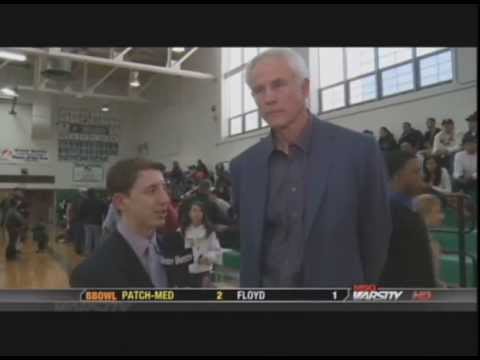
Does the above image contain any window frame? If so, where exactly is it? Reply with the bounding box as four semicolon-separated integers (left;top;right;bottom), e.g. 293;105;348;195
223;48;263;138
317;47;454;115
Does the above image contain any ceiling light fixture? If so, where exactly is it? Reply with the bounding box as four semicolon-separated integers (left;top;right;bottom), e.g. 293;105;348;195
1;87;18;98
101;105;110;112
172;47;186;53
129;70;140;87
0;50;27;62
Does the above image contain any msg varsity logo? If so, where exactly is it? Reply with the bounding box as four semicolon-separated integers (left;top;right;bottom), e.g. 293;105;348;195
353;285;403;301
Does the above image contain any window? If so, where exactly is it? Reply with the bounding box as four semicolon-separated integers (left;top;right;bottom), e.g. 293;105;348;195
223;48;273;137
416;47;446;57
419;50;453;87
378;48;412;69
349;75;376;105
321;84;345;111
230;116;242;136
319;48;344;88
346;47;375;79
381;63;414;96
316;47;454;113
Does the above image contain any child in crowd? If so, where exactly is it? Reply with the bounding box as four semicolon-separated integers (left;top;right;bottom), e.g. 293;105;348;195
181;201;222;287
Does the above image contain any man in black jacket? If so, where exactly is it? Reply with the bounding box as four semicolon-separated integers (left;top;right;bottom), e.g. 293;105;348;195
398;122;424;150
70;158;174;288
78;188;107;255
380;150;436;287
423;117;441;150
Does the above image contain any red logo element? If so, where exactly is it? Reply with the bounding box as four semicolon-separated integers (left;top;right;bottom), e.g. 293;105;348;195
413;291;433;301
353;284;377;292
1;148;14;159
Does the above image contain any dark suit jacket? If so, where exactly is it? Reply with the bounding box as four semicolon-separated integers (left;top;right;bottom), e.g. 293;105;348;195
70;230;154;288
70;229;195;288
379;199;436;287
230;116;392;287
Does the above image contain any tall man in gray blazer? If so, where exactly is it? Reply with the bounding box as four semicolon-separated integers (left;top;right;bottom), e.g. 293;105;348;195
230;48;392;287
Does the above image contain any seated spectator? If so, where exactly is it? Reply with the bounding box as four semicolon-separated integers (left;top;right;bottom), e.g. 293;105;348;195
379;150;436;288
423;154;452;194
179;179;232;228
423;117;441;151
413;194;447;287
181;201;222;287
400;139;425;175
169;161;184;183
462;111;477;143
362;129;374;136
378;126;398;152
453;133;477;193
214;162;232;202
432;118;463;171
195;160;211;182
398;122;424;150
158;203;179;235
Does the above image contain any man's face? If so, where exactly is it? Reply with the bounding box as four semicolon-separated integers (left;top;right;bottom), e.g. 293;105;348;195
427;119;435;129
403;123;411;132
249;57;309;131
115;169;170;232
444;123;454;133
398;158;423;196
464;142;477;154
189;204;204;226
400;142;416;155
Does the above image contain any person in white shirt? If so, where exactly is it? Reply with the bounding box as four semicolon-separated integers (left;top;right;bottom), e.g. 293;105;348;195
453;134;477;193
181;201;223;287
432;118;464;172
422;155;452;194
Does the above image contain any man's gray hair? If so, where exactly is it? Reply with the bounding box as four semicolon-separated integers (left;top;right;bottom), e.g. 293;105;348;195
245;48;309;88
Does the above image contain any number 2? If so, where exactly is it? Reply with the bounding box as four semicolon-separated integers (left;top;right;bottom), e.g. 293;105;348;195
217;291;223;300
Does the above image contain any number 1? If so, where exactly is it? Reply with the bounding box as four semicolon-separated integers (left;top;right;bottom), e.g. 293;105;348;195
332;291;337;300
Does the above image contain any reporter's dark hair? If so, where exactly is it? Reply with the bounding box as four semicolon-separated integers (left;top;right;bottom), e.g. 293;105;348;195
106;158;160;195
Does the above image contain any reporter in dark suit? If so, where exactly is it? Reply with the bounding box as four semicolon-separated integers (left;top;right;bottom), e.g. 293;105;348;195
70;158;171;288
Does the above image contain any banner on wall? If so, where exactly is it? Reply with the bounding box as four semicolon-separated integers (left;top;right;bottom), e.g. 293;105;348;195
0;148;49;163
57;107;120;163
73;163;104;183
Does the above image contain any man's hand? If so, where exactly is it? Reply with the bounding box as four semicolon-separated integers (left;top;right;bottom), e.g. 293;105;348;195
198;255;210;265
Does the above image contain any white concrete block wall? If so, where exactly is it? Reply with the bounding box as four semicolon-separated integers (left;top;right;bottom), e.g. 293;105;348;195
0;96;139;189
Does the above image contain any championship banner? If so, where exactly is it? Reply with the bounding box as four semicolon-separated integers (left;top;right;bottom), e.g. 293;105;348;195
57;107;120;163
